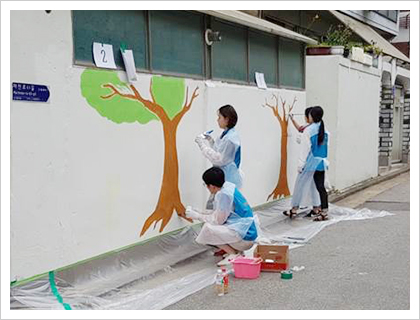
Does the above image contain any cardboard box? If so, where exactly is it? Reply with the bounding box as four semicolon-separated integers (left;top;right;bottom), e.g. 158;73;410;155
254;245;289;272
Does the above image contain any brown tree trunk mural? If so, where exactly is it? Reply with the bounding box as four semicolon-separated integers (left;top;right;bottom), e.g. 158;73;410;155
100;82;199;236
263;95;297;201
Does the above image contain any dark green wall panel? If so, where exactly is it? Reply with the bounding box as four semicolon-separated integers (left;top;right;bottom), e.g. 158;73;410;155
212;20;247;82
279;38;304;89
249;31;277;85
150;11;204;76
73;10;147;69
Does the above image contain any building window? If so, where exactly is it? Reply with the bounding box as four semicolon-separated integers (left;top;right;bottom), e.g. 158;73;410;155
211;20;248;82
72;10;147;69
150;11;204;76
374;10;398;22
249;30;277;86
279;38;305;89
72;11;305;90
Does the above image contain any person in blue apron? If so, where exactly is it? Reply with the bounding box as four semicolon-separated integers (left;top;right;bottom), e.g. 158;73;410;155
283;106;330;221
194;104;243;191
186;167;257;266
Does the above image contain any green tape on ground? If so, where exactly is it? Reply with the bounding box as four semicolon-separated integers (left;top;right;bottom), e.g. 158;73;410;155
48;271;72;310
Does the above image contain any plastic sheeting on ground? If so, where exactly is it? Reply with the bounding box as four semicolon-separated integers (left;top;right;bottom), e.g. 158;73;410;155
253;199;394;249
10;200;394;310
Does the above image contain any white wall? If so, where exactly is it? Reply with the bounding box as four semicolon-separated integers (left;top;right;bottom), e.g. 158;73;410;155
306;55;381;191
10;10;306;281
305;57;339;187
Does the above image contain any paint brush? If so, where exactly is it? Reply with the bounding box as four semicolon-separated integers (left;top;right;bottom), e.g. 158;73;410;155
200;130;213;139
204;130;213;136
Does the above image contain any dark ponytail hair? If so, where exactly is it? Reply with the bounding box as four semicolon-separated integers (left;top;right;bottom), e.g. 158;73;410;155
218;105;238;128
310;106;325;145
304;107;313;119
305;107;312;119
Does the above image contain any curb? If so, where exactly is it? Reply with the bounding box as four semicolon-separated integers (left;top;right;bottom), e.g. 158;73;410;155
329;166;410;203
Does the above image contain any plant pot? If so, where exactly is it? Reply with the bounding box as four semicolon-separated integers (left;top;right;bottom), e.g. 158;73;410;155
330;45;344;55
350;47;365;63
363;53;373;66
306;46;331;55
343;48;350;58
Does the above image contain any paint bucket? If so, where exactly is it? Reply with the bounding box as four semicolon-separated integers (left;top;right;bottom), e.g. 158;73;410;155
232;257;262;279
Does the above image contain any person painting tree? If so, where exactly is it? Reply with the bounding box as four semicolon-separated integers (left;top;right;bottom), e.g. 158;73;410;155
186;167;258;266
283;106;330;221
289;107;313;133
262;94;297;200
80;70;199;237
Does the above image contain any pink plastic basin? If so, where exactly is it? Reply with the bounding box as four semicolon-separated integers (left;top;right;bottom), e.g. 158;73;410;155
232;257;262;279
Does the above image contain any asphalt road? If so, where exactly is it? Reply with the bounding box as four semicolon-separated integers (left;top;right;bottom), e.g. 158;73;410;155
166;172;410;310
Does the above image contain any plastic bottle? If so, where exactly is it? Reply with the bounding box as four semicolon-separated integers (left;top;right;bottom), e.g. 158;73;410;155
215;269;224;296
221;267;229;294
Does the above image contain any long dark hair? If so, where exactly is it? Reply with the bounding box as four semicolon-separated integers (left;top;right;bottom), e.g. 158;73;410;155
304;107;313;119
304;107;313;122
310;106;325;145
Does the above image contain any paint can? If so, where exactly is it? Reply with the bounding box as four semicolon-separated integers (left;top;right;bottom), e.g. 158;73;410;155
281;269;293;280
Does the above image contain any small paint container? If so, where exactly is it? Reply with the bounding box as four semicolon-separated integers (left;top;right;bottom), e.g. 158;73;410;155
281;270;293;280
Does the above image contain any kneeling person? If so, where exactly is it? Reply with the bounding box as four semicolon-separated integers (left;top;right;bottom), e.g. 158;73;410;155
186;167;258;265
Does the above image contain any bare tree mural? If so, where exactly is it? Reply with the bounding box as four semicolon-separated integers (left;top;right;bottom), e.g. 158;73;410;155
81;70;198;237
263;94;297;200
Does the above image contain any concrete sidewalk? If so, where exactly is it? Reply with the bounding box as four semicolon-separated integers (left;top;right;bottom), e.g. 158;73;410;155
166;171;410;310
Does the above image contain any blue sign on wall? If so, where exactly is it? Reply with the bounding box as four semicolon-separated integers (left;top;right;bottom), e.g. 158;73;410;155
12;82;50;102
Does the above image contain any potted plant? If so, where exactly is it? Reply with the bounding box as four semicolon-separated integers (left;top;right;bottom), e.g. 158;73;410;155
364;42;383;56
364;41;383;67
344;41;364;58
323;24;353;55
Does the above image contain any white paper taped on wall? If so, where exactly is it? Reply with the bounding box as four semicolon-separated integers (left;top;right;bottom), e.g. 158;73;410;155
93;42;117;69
121;48;137;83
255;72;267;89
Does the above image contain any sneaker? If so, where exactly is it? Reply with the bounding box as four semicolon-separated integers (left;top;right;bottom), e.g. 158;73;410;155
217;253;241;266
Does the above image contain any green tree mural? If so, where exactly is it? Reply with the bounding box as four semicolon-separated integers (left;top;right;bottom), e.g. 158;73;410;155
81;70;199;236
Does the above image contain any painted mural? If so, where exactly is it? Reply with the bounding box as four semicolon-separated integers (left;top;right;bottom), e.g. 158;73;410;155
263;94;297;200
81;70;199;237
